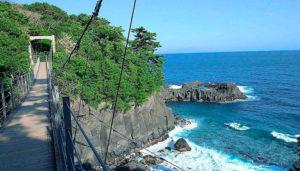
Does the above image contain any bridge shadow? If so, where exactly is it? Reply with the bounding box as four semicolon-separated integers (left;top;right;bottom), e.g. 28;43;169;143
0;77;55;170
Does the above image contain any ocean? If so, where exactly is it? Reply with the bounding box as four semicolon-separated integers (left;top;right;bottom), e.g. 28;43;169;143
141;51;300;171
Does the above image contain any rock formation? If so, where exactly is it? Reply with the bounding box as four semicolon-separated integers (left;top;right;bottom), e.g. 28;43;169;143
72;81;246;168
142;155;164;165
164;81;247;102
114;161;149;171
174;138;191;152
73;92;176;167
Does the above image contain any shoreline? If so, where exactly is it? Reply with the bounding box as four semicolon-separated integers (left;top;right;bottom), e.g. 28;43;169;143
114;83;294;171
119;113;285;171
113;113;188;170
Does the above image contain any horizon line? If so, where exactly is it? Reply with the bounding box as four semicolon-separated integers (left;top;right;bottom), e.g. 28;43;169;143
159;49;300;55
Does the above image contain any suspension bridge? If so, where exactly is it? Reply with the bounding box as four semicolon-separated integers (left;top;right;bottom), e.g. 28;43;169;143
0;35;109;170
0;0;185;170
0;0;111;169
0;61;54;170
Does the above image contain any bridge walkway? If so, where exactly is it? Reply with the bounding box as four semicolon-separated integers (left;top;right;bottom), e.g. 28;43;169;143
0;62;55;171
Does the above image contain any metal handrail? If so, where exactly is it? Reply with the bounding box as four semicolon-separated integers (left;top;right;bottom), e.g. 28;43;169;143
66;104;108;171
0;59;40;126
67;130;84;171
46;46;109;171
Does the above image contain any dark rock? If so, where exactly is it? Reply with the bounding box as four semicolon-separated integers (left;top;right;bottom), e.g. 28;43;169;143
143;155;164;165
164;81;247;102
114;160;149;171
182;81;201;89
82;163;97;171
112;160;150;171
161;134;169;141
174;138;191;152
165;147;171;151
114;166;145;171
176;118;191;127
136;152;142;157
158;149;165;153
257;156;267;163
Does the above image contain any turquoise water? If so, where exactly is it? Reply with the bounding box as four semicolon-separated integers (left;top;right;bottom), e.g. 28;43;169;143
164;51;300;170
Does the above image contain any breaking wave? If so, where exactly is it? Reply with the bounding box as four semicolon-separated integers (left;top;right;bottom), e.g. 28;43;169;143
224;122;250;131
271;131;300;143
139;120;277;171
237;85;258;101
169;84;182;90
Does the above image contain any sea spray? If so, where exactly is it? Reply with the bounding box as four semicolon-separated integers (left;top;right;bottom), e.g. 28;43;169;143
237;85;258;101
140;120;276;171
237;86;254;94
271;131;300;143
169;85;182;90
224;122;250;131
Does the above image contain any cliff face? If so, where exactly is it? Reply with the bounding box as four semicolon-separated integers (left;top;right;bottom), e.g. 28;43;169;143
164;81;247;102
73;92;175;167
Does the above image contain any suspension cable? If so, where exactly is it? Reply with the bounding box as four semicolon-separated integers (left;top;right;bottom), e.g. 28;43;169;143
66;103;109;170
61;0;104;70
57;1;181;170
61;0;102;147
104;0;137;163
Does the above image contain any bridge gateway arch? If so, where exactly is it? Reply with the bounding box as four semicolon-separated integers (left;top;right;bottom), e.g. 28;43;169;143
29;35;56;65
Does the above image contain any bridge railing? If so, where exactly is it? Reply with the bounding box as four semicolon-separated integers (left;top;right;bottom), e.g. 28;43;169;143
46;47;109;171
0;58;40;126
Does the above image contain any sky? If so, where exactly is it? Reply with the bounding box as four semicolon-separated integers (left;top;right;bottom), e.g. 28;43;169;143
15;0;300;53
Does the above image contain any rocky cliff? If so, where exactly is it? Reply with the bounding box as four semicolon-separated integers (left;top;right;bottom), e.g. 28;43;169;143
72;92;175;168
164;81;247;102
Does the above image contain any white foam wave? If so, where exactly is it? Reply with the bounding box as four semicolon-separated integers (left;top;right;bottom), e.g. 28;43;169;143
169;85;182;90
139;120;275;171
169;120;198;137
271;131;300;143
225;122;250;131
237;86;254;94
237;86;258;101
141;137;272;171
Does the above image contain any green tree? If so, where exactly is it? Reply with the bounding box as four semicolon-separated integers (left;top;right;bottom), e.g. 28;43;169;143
130;27;164;104
1;2;164;110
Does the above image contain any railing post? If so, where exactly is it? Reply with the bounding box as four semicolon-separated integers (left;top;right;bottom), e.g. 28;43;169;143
0;81;7;120
27;73;30;92
20;76;24;97
31;70;34;85
63;96;74;171
24;74;28;94
10;76;15;109
28;72;32;88
15;76;19;102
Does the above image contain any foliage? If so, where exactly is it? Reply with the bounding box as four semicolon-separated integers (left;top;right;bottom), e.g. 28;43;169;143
0;2;30;76
0;2;164;110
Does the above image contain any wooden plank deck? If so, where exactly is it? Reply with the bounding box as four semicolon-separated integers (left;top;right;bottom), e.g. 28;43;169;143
0;62;55;171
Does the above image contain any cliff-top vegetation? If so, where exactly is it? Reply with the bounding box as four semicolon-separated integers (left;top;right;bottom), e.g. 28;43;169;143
0;1;163;110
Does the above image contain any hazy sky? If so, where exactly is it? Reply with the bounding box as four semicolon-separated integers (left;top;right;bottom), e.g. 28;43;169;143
16;0;300;53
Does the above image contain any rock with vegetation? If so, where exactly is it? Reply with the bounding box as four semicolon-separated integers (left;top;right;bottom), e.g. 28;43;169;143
174;138;191;152
164;81;247;102
73;92;175;167
1;1;164;110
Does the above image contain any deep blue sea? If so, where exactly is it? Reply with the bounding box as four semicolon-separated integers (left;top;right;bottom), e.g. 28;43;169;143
144;51;300;171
